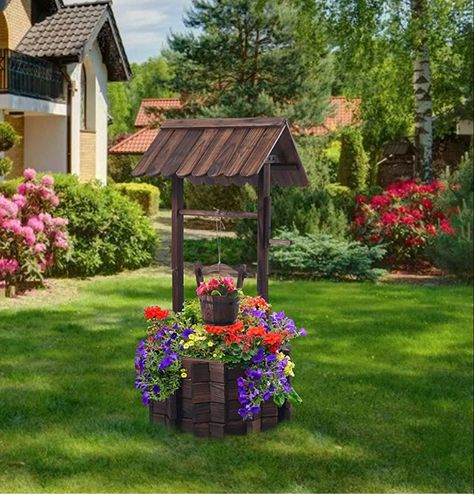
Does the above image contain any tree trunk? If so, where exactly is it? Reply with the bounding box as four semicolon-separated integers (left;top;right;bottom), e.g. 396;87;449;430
412;0;433;182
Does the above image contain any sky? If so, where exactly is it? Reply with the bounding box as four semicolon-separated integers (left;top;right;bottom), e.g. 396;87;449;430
64;0;192;63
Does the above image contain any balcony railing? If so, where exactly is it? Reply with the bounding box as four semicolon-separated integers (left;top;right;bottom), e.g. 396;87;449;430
0;49;66;103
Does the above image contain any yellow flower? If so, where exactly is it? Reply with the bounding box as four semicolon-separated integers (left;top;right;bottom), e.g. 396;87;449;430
183;342;190;349
181;371;188;378
277;352;286;362
207;341;215;347
284;360;295;377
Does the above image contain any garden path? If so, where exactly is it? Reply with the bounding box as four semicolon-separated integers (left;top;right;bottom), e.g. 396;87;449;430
152;209;236;267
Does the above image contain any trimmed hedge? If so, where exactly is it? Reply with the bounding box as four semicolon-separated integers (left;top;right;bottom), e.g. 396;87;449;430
115;182;160;216
50;175;158;277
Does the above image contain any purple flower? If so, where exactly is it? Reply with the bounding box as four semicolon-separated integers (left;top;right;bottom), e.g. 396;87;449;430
142;392;150;406
263;391;271;401
252;348;265;364
182;328;193;338
152;385;160;395
299;328;307;337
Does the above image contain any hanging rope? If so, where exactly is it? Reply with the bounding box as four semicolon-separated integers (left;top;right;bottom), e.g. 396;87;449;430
214;209;225;275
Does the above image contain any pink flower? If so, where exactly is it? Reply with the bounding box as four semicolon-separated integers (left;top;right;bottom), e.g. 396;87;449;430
52;217;68;227
23;168;37;181
0;258;18;277
50;195;60;207
0;196;18;218
440;219;455;235
20;226;36;246
12;194;27;209
41;175;55;187
2;219;22;235
33;243;47;254
27;216;45;233
17;182;35;195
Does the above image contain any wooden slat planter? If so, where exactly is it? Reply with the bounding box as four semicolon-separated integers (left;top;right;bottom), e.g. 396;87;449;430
149;357;292;438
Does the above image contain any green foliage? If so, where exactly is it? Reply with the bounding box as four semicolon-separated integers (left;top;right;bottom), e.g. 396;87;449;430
166;0;334;121
431;149;473;279
0;177;21;196
107;57;174;138
270;230;385;280
185;182;256;214
0;121;20;152
337;126;369;191
51;174;158;277
184;238;251;265
0;157;13;177
114;182;160;217
107;152;140;184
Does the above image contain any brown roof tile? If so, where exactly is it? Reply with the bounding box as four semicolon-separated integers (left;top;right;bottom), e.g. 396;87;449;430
109;128;160;155
17;1;130;81
135;99;183;127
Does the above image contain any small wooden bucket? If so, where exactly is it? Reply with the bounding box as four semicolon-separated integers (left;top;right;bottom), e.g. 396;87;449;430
199;294;239;326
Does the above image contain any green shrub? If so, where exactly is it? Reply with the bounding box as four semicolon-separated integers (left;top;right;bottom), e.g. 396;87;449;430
184;237;250;265
50;174;158;277
0;157;13;177
431;149;473;279
0;122;20;152
337;126;369;191
0;177;22;196
270;230;386;280
115;182;160;216
185;182;256;215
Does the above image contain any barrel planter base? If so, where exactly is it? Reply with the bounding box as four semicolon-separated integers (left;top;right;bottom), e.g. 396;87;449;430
149;357;291;438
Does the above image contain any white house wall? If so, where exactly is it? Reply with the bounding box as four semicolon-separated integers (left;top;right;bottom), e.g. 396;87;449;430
67;62;82;177
93;44;109;184
24;115;67;174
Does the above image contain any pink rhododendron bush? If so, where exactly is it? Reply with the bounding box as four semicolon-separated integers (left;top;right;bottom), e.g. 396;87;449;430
352;179;455;267
0;168;69;292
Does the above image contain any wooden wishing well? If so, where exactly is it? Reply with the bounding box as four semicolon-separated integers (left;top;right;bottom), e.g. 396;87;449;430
149;357;292;438
132;117;308;310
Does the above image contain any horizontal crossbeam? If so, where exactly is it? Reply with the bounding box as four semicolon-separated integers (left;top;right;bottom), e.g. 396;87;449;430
179;209;258;219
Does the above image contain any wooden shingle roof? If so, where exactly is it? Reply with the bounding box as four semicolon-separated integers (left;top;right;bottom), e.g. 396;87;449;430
132;117;308;187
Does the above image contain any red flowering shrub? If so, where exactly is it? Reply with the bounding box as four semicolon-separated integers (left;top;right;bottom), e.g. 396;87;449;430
352;179;454;267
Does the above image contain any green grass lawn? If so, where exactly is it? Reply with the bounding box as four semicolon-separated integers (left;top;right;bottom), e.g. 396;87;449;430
0;270;473;493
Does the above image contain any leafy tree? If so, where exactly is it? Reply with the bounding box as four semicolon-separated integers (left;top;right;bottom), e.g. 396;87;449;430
322;0;473;177
166;0;334;123
107;57;174;138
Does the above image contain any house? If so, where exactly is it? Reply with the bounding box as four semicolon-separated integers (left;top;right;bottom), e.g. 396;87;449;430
291;96;361;137
109;98;182;155
0;0;130;183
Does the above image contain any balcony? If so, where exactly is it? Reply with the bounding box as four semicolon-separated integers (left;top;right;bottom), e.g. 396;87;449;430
0;49;65;103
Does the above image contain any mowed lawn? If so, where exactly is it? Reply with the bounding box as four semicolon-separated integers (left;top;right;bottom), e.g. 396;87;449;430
0;270;472;493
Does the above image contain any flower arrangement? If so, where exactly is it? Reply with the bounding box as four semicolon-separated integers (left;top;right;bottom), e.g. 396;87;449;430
135;294;306;422
352;178;454;266
196;276;238;297
0;168;69;292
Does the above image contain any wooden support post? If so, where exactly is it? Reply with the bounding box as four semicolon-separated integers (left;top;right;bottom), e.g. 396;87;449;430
171;176;184;312
257;163;271;301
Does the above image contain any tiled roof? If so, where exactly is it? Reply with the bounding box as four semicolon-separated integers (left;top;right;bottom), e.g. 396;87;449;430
17;1;130;81
292;96;361;136
109;128;160;155
18;2;107;58
135;99;183;127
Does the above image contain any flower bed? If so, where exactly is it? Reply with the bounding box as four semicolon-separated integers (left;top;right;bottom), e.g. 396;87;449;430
135;288;307;438
352;179;453;267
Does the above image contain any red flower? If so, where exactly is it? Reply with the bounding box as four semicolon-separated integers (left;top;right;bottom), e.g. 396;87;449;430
356;194;367;205
426;224;437;236
247;326;266;338
400;215;415;226
420;198;433;210
262;333;282;348
144;306;169;320
440;219;455;235
381;211;398;226
370;195;390;208
354;214;366;226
